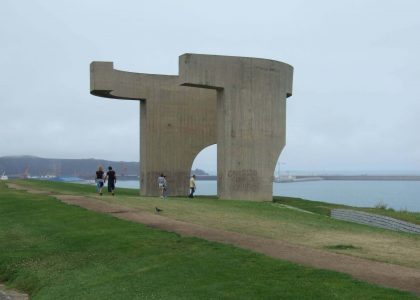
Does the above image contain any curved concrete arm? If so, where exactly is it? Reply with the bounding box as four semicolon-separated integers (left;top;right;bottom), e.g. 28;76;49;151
179;53;293;97
90;61;174;100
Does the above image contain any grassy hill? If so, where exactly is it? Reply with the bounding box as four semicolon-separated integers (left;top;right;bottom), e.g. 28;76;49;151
0;155;139;178
0;156;209;179
1;180;419;299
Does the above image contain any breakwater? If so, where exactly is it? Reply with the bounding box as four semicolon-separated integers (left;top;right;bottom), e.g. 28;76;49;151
295;175;420;181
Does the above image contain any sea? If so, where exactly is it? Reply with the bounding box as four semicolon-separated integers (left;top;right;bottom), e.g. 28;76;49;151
115;180;420;213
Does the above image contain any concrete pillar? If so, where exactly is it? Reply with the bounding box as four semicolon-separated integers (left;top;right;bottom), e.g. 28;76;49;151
179;54;293;201
90;62;216;196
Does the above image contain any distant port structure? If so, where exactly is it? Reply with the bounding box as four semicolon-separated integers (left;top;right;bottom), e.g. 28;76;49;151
273;174;420;183
193;174;420;182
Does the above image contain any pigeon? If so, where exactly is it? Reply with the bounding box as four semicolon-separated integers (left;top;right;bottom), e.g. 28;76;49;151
155;207;163;213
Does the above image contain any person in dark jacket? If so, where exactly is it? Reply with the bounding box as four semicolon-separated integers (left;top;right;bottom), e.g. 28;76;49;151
104;166;117;196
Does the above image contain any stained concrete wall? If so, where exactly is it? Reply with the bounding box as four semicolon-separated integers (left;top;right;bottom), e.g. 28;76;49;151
179;54;293;201
90;62;216;196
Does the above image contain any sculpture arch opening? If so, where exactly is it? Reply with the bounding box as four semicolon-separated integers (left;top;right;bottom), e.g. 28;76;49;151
191;144;217;196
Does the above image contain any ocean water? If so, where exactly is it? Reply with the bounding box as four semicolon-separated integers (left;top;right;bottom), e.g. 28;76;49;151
116;180;420;212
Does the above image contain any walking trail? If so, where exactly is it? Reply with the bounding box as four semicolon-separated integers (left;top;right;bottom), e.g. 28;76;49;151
5;183;420;297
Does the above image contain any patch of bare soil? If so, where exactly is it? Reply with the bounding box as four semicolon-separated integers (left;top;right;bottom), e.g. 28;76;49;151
0;284;28;300
6;183;420;296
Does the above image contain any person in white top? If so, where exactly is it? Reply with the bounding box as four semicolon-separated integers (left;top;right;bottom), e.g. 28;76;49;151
188;175;196;198
163;175;168;199
157;174;165;198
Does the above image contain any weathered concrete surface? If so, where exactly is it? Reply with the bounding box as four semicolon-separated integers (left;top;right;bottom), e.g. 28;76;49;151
90;62;216;196
90;54;293;201
180;54;293;201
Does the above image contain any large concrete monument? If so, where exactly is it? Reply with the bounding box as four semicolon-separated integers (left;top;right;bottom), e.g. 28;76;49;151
90;54;293;201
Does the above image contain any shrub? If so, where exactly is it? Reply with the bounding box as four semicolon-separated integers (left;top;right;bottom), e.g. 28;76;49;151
374;201;388;210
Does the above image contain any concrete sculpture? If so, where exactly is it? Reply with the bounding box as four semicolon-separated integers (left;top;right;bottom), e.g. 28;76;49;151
90;54;293;201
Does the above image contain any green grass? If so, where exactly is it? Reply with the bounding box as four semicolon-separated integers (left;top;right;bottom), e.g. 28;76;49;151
16;179;420;225
10;180;420;269
361;207;420;225
11;179;139;196
1;181;418;299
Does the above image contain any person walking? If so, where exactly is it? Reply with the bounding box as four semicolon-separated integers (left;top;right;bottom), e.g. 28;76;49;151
157;173;165;198
188;174;196;198
104;166;117;196
163;175;168;199
95;165;105;195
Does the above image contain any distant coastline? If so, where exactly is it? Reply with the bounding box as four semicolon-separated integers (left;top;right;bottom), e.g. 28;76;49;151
277;175;420;183
195;175;420;182
309;175;420;181
2;155;419;183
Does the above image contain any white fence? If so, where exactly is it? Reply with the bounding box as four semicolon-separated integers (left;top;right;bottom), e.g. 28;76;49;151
331;209;420;234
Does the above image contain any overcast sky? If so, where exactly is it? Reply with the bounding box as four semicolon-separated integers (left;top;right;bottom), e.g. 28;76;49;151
1;0;419;174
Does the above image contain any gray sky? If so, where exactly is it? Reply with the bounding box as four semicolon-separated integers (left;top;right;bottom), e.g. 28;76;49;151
1;0;419;174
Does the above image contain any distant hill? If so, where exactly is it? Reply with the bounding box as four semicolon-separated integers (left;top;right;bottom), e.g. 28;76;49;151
0;156;139;179
0;156;210;179
191;168;209;176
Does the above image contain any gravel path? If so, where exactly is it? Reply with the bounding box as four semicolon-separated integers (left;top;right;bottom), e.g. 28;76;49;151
0;284;28;300
5;183;420;296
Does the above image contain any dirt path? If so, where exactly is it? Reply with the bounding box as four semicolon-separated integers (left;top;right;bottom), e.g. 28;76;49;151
6;183;420;296
0;284;28;300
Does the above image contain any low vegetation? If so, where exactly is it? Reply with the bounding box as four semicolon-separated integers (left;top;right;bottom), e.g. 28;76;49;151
2;181;418;299
11;179;138;196
325;244;361;250
374;200;389;210
9;180;420;270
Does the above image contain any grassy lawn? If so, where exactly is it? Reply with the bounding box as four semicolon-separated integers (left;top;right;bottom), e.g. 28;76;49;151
1;181;419;299
10;180;420;270
10;179;139;197
116;197;420;269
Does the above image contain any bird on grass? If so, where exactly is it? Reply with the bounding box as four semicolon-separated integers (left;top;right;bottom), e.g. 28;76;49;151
155;207;163;213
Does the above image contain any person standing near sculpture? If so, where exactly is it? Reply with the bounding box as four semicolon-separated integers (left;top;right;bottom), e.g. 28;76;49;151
163;175;168;199
157;174;165;198
188;175;196;198
95;165;105;195
104;166;117;196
